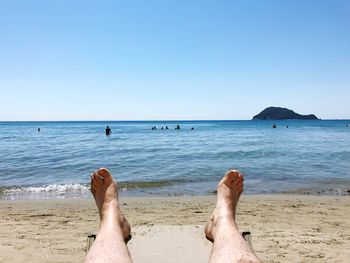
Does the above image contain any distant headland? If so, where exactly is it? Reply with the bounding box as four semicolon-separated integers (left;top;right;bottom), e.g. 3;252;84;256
253;107;319;120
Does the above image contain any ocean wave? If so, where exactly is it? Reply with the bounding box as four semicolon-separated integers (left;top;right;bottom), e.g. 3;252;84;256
1;183;91;194
0;179;190;196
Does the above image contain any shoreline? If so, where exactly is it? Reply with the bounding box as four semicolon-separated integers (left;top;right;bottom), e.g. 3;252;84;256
1;189;350;201
2;177;350;201
1;194;350;262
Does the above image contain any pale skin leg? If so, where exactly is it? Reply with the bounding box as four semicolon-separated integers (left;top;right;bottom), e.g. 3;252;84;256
205;170;261;263
84;168;132;263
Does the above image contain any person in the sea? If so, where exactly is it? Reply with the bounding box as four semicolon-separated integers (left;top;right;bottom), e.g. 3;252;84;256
105;126;111;136
85;168;261;263
165;126;169;129
175;124;180;130
38;128;40;132
272;124;277;128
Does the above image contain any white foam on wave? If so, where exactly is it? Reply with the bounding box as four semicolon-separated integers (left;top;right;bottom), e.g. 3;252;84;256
4;183;90;194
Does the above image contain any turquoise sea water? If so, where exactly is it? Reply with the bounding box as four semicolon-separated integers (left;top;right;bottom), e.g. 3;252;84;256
0;120;350;200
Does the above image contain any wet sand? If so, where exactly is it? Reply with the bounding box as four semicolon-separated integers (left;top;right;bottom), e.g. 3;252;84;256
0;195;349;263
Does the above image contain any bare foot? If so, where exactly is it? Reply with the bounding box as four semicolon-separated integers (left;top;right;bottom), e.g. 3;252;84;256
205;170;244;242
91;168;131;242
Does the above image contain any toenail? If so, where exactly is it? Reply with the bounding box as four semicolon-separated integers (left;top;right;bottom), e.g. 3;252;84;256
98;168;106;173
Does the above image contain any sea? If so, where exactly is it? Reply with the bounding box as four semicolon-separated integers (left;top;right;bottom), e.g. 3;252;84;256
1;120;350;200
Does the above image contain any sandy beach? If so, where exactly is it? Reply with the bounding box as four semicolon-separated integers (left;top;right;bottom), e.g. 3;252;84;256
0;195;349;263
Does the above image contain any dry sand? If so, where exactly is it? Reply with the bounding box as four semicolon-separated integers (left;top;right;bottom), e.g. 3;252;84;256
0;195;349;263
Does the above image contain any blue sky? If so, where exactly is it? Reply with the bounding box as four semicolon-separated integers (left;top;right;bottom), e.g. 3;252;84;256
1;0;349;120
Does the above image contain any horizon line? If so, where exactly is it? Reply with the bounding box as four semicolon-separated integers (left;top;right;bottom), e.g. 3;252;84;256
1;118;349;122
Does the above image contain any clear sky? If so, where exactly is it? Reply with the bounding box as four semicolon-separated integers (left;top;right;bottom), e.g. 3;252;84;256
1;0;349;121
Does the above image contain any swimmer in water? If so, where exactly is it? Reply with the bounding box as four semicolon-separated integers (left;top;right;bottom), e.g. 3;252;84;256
105;126;111;136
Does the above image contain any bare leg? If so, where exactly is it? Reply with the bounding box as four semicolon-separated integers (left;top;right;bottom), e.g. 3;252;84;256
85;168;132;263
205;170;261;263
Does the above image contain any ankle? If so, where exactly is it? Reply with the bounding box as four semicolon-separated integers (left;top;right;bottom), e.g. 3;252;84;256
100;201;119;220
214;200;236;219
216;214;237;227
211;216;238;238
101;198;119;211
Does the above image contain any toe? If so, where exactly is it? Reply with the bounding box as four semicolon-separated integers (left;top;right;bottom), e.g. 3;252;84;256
225;170;240;178
90;173;95;183
221;170;240;185
98;167;109;175
93;172;103;184
235;176;243;186
97;167;113;183
231;175;240;184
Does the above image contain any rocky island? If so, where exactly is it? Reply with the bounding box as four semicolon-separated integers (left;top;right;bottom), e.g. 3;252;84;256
253;107;319;120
